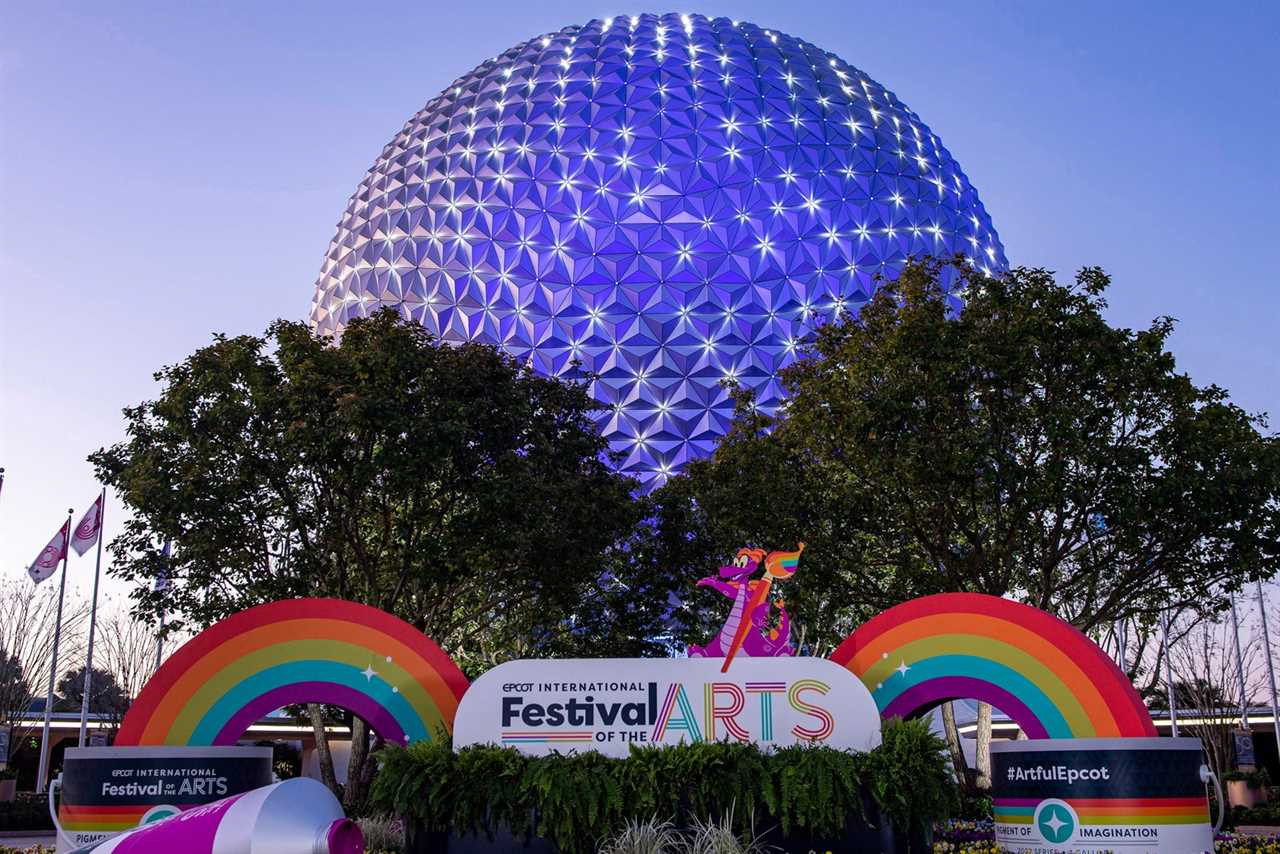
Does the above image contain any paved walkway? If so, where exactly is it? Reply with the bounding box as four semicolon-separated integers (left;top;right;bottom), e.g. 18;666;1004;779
1236;825;1280;836
0;834;57;848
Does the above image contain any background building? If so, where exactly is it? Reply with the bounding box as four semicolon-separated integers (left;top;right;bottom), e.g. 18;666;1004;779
310;13;1006;488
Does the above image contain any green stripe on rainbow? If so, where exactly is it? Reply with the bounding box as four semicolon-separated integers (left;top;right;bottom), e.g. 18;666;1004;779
117;599;468;747
829;593;1155;739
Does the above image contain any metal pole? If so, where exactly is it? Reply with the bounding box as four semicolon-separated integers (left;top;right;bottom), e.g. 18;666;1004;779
1115;619;1128;671
1161;610;1179;737
36;510;73;794
154;541;171;673
154;612;164;673
78;489;106;747
1254;580;1280;746
1230;595;1250;728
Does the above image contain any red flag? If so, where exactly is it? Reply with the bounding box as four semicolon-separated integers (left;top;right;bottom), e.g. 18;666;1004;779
70;493;104;557
28;519;69;584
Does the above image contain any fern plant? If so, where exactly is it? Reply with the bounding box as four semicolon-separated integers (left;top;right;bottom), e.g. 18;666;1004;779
368;717;954;852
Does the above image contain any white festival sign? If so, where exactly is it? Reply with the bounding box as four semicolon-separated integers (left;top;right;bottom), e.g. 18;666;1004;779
454;657;882;757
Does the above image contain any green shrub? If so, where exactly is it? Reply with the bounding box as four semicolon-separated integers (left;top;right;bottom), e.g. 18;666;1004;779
954;790;993;822
1223;768;1271;788
1228;803;1280;828
370;718;953;852
0;794;55;832
864;715;958;834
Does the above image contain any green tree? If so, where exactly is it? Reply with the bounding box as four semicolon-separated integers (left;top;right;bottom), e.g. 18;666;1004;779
91;309;642;806
656;259;1280;646
654;259;1280;791
56;666;129;725
0;649;29;751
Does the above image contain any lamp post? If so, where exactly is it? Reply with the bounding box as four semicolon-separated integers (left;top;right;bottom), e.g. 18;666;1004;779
1254;581;1280;745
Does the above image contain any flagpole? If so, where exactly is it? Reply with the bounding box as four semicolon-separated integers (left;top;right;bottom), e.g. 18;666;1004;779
1230;595;1250;729
1160;610;1179;737
36;509;73;794
78;489;106;747
154;609;164;673
154;541;171;673
1254;580;1280;746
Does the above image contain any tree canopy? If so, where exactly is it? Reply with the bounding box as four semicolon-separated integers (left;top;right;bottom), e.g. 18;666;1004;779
654;260;1280;648
56;666;128;720
91;310;643;667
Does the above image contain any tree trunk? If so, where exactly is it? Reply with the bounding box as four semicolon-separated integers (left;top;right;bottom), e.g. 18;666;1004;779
975;701;993;790
308;703;338;795
940;701;970;787
344;716;371;809
360;732;384;798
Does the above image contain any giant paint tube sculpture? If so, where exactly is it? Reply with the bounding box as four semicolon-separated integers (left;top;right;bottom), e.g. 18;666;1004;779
67;778;362;854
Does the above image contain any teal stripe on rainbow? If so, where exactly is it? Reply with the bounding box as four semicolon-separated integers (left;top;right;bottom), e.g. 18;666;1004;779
829;593;1156;739
117;599;469;747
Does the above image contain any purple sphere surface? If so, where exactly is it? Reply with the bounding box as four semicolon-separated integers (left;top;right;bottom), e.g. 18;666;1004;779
311;13;1006;488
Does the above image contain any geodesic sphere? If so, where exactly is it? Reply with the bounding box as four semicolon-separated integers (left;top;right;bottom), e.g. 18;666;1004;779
311;13;1006;489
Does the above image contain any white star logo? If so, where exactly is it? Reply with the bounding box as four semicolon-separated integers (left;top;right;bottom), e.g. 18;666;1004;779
362;664;377;682
895;660;910;678
1044;810;1065;835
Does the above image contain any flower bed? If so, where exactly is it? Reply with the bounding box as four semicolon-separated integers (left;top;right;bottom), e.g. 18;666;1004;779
372;718;954;853
1217;832;1280;854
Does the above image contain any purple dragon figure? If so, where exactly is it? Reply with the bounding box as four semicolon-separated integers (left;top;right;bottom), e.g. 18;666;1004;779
687;545;803;661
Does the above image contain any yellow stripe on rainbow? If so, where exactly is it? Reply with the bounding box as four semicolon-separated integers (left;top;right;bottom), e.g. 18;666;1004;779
117;599;468;747
830;593;1156;739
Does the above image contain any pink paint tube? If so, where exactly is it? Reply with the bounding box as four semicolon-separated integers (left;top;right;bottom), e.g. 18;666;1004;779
67;777;363;854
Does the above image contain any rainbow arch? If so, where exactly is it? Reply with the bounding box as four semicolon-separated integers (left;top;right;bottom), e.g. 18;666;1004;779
829;593;1155;739
117;598;468;747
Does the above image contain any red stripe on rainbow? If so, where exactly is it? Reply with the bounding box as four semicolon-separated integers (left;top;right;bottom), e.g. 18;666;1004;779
829;593;1155;739
117;599;468;747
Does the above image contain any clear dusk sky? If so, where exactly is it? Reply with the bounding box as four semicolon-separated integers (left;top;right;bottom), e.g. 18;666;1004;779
2;2;1278;609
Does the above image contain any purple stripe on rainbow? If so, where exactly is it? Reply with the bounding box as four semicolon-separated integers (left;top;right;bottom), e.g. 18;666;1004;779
881;676;1050;739
214;682;408;746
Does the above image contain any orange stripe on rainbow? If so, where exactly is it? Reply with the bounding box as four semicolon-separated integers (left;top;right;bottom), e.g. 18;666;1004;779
830;593;1155;739
117;599;468;747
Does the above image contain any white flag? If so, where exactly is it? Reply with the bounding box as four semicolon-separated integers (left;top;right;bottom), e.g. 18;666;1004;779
28;520;69;584
70;493;104;557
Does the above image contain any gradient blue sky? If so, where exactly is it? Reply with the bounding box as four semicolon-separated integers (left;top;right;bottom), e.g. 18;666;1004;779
3;2;1278;604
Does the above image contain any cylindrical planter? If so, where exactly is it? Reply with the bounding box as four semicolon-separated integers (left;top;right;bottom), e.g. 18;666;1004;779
55;746;272;853
992;737;1214;854
757;799;906;854
1227;779;1261;809
405;818;553;854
